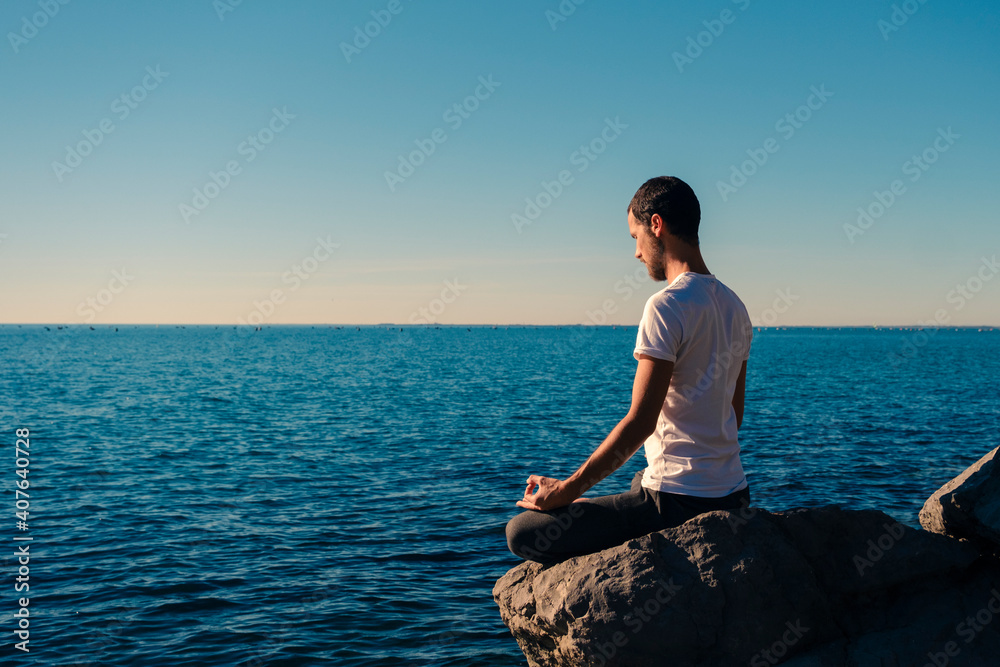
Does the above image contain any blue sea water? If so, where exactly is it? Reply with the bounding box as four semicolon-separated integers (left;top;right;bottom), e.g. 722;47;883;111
1;325;999;666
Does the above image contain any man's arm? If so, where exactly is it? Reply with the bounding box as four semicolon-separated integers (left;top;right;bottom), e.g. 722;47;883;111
516;355;674;511
733;360;747;430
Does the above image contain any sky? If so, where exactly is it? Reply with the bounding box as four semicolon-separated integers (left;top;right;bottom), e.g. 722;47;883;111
1;0;998;326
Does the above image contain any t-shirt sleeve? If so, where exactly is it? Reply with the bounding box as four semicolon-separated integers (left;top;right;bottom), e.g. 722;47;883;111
739;307;753;361
633;294;683;362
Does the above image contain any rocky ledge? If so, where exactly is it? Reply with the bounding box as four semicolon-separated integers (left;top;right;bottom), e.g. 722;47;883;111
494;446;1000;666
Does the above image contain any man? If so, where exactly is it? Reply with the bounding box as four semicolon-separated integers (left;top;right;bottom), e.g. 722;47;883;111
505;176;753;564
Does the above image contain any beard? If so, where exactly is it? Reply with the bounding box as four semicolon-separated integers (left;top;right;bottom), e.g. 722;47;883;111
644;236;667;281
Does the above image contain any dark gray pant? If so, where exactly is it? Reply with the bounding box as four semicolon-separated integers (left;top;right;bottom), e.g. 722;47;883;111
505;470;750;564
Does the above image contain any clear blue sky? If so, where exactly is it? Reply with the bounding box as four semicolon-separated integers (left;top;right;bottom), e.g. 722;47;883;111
1;0;998;326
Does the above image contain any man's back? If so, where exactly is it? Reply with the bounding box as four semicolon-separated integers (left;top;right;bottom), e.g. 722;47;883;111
507;175;754;565
634;271;753;497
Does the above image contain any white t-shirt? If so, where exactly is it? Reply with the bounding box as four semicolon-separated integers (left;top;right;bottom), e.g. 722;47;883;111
633;272;753;497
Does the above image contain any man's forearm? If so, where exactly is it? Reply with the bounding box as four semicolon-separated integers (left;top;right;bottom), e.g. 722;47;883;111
563;417;651;498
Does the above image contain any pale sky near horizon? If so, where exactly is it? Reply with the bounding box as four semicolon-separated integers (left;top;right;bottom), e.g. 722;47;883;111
1;1;998;326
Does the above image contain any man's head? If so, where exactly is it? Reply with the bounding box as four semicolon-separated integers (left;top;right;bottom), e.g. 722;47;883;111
627;176;701;281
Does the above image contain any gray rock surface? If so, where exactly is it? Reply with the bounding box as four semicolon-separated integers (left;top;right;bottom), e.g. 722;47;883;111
494;505;998;666
921;446;1000;550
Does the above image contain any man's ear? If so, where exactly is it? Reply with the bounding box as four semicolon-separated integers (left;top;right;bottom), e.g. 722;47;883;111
649;213;664;237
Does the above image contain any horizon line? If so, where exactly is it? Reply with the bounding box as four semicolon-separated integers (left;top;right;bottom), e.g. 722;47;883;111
1;323;998;330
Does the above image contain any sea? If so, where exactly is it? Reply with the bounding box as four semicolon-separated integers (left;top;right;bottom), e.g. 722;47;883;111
1;325;998;666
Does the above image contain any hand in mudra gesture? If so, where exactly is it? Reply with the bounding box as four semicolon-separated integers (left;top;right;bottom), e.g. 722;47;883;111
516;475;582;511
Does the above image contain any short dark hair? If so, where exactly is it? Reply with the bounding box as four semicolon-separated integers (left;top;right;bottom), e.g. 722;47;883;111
627;176;701;246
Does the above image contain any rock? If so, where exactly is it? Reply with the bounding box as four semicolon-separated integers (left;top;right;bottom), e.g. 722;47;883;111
921;446;1000;549
494;506;992;667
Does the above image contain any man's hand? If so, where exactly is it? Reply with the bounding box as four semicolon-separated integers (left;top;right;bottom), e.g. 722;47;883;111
516;475;580;511
514;356;673;512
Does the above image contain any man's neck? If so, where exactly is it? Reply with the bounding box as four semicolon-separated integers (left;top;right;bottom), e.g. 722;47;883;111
664;250;710;285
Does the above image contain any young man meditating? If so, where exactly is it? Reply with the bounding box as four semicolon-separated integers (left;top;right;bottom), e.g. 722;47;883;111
506;176;754;564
